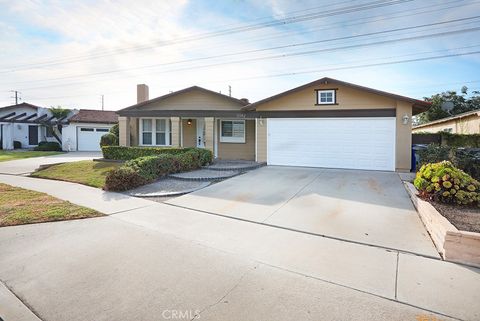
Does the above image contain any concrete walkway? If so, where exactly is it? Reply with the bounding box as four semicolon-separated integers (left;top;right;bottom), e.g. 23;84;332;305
0;175;479;320
0;151;101;175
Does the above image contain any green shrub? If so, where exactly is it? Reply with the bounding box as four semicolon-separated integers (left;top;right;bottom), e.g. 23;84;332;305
102;146;192;160
104;148;213;191
418;145;480;179
414;161;480;206
34;141;61;151
13;141;21;149
109;124;119;137
100;133;118;147
441;132;480;147
104;167;146;191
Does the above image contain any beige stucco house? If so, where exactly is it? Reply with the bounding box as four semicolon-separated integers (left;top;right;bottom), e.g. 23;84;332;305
412;110;480;134
117;77;430;172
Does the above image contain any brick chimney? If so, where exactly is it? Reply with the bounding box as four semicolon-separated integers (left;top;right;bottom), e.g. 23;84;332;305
137;84;149;103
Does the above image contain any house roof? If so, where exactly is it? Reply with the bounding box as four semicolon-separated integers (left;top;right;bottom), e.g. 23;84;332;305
69;109;118;124
413;109;480;129
118;86;249;113
242;77;431;114
0;102;42;111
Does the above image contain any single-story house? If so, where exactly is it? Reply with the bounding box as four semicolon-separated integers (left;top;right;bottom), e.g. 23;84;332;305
0;103;118;151
0;103;61;150
412;109;480;134
62;109;118;151
117;77;431;172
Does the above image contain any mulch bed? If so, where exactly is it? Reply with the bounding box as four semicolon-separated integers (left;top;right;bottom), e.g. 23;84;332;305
431;202;480;233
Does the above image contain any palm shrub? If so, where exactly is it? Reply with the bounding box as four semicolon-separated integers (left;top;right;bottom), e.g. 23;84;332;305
414;161;480;206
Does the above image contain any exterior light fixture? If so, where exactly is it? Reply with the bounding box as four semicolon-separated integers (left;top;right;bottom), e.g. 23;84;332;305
402;114;410;125
259;118;264;126
187;119;192;125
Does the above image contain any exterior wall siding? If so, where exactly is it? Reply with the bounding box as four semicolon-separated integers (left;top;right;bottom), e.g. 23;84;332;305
256;119;267;162
412;115;480;134
395;100;412;172
217;119;255;160
137;89;244;111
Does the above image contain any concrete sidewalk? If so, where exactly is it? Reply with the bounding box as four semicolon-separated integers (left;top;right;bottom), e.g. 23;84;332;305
0;175;479;320
0;151;101;175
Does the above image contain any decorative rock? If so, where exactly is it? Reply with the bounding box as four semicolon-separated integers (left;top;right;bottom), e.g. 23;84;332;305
169;169;240;181
128;178;210;197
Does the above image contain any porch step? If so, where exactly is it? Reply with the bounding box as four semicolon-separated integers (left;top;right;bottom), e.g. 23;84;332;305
204;160;266;171
169;169;241;181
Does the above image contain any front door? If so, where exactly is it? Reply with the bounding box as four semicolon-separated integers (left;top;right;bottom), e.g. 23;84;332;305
196;118;205;148
28;125;38;145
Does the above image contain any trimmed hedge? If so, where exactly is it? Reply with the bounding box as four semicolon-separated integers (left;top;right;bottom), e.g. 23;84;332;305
13;141;21;149
104;148;213;191
414;161;480;206
34;141;62;151
100;133;118;147
441;132;480;148
102;146;196;160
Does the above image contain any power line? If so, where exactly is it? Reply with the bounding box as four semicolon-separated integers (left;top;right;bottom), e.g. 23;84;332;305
9;90;21;104
0;0;413;72
5;15;478;86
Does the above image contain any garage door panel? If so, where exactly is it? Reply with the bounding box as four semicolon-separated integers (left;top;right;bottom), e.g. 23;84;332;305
77;127;110;151
267;118;395;171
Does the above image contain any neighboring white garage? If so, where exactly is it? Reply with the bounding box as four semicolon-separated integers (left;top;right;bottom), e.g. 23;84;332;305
62;110;118;152
267;118;396;171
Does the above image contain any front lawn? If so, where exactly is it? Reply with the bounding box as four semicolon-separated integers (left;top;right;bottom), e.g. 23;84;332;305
0;183;102;227
0;150;63;162
31;160;121;188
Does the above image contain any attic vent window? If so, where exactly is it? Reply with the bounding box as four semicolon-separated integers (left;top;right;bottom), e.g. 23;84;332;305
316;89;336;105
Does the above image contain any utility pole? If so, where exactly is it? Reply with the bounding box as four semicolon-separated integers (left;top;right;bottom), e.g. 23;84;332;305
101;95;104;111
228;85;232;97
10;90;21;105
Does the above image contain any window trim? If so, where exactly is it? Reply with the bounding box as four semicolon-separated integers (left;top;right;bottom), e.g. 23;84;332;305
139;117;171;146
315;89;337;105
220;119;246;144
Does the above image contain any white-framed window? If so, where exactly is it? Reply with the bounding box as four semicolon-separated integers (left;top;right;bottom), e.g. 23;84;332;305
140;118;171;146
220;120;245;143
316;89;336;105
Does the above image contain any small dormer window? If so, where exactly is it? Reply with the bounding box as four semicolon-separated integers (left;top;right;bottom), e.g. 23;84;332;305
316;89;336;105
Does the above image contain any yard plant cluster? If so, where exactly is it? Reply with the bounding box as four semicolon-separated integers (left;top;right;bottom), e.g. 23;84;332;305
414;161;480;206
103;146;213;191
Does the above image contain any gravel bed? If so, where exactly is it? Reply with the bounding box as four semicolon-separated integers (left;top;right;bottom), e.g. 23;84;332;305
169;169;240;181
432;202;480;233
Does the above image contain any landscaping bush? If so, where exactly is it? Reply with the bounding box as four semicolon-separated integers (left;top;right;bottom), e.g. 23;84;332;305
418;144;480;179
13;141;21;149
102;146;213;163
104;148;213;191
414;161;480;206
441;132;480;148
102;146;193;160
99;133;118;147
34;141;61;151
109;124;119;137
104;167;146;191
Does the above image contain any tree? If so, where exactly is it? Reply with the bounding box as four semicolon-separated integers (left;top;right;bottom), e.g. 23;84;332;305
47;106;71;144
416;87;480;124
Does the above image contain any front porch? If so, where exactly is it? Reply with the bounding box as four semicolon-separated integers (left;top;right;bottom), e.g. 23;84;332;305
118;116;256;161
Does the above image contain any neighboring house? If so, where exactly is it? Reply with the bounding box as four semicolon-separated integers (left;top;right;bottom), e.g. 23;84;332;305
117;77;431;172
62;109;118;151
0;102;61;150
412;109;480;134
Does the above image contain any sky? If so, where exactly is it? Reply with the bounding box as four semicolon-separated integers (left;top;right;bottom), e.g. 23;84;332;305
0;0;479;110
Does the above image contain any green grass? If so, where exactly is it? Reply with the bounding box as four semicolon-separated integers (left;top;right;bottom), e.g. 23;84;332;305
0;183;103;227
30;160;121;188
0;150;63;162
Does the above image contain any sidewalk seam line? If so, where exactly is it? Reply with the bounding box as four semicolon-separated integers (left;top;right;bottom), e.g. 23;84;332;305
0;279;45;321
163;201;443;262
395;251;400;300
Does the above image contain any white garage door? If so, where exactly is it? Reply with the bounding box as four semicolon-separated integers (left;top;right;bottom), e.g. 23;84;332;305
77;127;110;151
267;118;396;171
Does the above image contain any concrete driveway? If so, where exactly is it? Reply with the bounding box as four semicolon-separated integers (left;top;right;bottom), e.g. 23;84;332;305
167;166;438;257
0;151;101;175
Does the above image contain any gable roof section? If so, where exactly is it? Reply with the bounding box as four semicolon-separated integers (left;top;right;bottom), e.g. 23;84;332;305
242;77;431;114
413;109;480;129
69;109;118;124
118;86;249;113
0;102;42;111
